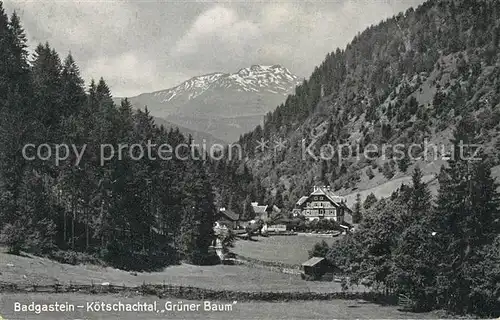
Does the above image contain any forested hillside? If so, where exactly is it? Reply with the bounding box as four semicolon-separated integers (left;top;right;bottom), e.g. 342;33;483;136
230;0;500;315
0;2;260;270
239;0;500;208
328;144;500;316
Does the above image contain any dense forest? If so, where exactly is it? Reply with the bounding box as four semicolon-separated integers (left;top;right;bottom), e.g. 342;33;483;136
0;2;261;270
326;116;500;316
239;0;500;208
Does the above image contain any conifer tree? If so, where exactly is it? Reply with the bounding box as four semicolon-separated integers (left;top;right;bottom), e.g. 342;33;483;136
0;3;12;103
391;167;437;310
406;166;432;223
430;116;500;313
177;158;216;264
274;188;284;209
0;7;33;240
242;195;255;221
60;53;86;118
352;193;362;223
363;193;377;210
8;12;29;75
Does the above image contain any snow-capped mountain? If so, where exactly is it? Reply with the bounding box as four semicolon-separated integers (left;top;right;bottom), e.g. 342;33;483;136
154;72;226;102
122;65;301;142
152;65;299;104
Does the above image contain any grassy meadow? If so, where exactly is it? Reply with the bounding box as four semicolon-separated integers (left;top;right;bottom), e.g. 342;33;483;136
231;235;339;266
0;248;444;319
0;249;348;293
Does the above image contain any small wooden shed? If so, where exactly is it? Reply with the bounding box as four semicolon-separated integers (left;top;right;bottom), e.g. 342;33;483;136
301;257;328;280
217;208;240;229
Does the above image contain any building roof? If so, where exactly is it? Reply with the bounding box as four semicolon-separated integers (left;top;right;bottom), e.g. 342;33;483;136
302;257;325;267
311;187;346;205
296;196;309;206
252;204;269;214
343;204;353;213
219;209;239;221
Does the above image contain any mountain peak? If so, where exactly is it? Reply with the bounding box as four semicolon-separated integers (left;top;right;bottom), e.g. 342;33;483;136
153;64;300;103
240;64;290;74
124;63;301;142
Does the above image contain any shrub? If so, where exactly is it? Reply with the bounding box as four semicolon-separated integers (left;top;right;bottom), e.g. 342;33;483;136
363;193;378;210
397;155;410;173
366;167;375;179
50;250;102;266
0;222;24;255
308;240;330;258
382;161;395;179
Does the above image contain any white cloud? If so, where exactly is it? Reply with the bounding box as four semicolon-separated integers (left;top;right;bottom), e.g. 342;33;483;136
84;52;187;97
260;3;298;28
169;1;424;78
7;0;134;47
3;0;425;96
171;6;260;57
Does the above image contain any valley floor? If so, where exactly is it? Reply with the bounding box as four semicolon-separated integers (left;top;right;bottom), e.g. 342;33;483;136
0;249;347;293
232;235;339;266
0;244;443;319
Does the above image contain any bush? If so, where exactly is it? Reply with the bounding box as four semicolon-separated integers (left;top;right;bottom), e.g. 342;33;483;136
306;219;341;232
397;156;410;173
100;240;178;271
50;250;102;266
382;161;395;179
363;193;378;210
23;219;57;255
287;217;307;232
308;240;330;258
0;222;24;255
366;167;375;179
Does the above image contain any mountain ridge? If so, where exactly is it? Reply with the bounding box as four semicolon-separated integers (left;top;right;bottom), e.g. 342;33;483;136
118;64;302;142
149;64;298;104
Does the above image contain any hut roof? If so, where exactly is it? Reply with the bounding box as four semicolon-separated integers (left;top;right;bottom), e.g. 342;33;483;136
301;257;325;267
219;209;240;221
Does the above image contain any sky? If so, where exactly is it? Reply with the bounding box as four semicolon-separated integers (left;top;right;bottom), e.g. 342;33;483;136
4;0;425;97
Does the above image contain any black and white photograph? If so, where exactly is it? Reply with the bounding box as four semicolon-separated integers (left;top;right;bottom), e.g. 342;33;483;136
0;0;499;319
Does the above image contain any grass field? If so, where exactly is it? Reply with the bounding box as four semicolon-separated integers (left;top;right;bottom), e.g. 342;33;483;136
0;293;441;320
0;250;352;293
0;249;444;319
231;235;339;266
